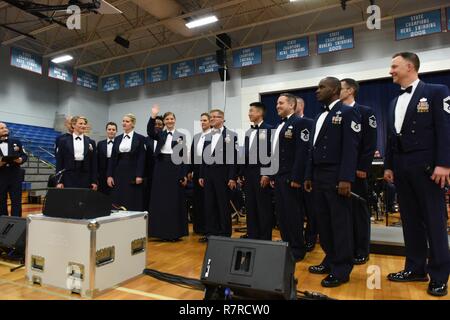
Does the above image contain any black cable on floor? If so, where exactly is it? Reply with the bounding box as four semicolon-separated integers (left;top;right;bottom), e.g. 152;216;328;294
143;268;337;300
143;268;205;291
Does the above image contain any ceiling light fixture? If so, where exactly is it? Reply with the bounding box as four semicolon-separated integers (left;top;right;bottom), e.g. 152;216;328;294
186;15;218;29
51;55;73;64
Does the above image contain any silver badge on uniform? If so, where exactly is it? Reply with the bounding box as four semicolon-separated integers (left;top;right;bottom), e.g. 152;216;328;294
177;137;183;144
332;112;342;125
417;98;430;113
369;115;377;129
351;121;361;133
300;129;309;142
444;96;450;114
13;144;19;152
285;126;293;139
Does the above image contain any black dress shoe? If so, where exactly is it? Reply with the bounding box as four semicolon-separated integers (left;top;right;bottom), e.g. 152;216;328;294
305;242;315;252
387;270;428;282
427;281;448;297
353;256;369;265
308;264;331;274
198;236;208;243
321;274;349;288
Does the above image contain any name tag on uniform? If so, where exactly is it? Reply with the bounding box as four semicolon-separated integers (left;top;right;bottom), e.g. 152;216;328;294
332;111;342;125
417;98;430;113
285;126;293;139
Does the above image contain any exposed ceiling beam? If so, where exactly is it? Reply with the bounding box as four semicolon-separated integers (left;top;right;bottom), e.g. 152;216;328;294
43;0;251;58
77;0;367;69
1;0;130;46
99;2;447;78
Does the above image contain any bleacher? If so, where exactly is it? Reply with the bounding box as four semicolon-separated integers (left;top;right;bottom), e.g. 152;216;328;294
4;122;60;166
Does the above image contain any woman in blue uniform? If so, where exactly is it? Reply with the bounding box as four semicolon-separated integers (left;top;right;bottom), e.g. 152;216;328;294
107;114;146;211
55;116;98;190
147;104;189;241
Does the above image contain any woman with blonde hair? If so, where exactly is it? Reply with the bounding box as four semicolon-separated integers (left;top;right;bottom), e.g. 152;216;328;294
55;116;98;189
107;114;146;211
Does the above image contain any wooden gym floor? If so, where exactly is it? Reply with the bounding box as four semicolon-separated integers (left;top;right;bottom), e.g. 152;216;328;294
0;204;449;300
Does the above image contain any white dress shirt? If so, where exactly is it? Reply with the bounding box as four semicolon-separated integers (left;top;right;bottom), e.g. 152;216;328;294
73;133;85;161
249;121;264;149
272;113;293;154
160;129;175;154
119;131;134;153
0;140;8;156
106;139;114;158
196;129;211;157
394;79;420;133
313;99;340;145
211;127;224;154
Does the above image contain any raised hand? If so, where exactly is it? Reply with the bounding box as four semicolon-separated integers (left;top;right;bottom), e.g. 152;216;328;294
151;104;160;118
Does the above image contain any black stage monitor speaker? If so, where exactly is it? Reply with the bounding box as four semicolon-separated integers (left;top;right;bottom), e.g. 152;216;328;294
200;236;297;300
0;216;26;256
43;188;112;219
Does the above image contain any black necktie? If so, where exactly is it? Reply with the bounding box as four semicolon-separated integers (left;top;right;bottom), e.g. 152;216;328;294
75;137;82;141
251;125;259;129
108;140;113;144
0;139;7;144
399;86;413;96
124;135;130;139
280;118;287;124
167;132;173;136
323;105;331;112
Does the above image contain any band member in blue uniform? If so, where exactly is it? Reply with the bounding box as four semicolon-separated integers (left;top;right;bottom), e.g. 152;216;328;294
97;122;117;195
271;93;311;261
147;105;189;241
0;122;27;217
296;97;317;252
107;114;146;211
305;77;361;288
198;109;239;242
384;52;450;297
188;113;211;235
55;116;98;190
340;79;378;265
239;102;273;240
143;116;163;212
